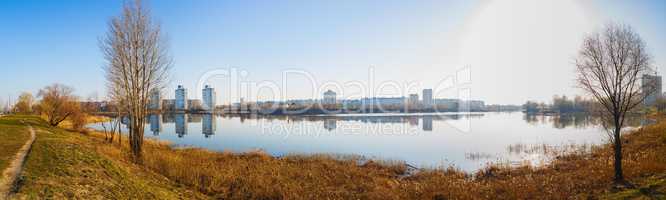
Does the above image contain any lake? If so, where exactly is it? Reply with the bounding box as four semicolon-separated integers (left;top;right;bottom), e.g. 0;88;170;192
89;112;610;171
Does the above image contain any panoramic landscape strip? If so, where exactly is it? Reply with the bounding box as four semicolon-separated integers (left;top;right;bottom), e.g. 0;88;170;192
1;0;665;199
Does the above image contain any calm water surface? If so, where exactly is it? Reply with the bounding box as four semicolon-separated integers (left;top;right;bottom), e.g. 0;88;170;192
90;112;609;171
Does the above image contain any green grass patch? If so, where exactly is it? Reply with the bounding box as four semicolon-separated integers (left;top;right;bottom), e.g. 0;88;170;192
0;115;31;175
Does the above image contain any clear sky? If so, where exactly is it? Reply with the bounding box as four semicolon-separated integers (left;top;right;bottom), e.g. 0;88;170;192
1;0;664;105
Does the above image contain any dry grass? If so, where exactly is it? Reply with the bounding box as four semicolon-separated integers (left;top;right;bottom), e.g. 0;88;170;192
91;136;411;199
78;116;666;199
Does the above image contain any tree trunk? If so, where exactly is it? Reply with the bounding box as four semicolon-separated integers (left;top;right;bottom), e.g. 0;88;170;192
613;125;624;183
129;112;145;164
117;118;122;145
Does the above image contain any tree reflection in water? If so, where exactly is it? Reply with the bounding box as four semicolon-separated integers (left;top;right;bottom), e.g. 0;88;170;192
522;113;642;129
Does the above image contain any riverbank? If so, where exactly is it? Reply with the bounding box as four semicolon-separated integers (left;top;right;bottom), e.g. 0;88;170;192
4;115;666;199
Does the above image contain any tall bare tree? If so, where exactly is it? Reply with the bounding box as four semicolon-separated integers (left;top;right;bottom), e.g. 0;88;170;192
101;0;171;161
575;23;652;185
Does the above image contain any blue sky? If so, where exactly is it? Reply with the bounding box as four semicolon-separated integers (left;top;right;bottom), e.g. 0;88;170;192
1;0;664;105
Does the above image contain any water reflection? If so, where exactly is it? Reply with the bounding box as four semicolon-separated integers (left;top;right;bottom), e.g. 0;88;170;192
91;112;610;171
522;113;641;129
123;113;619;139
149;114;161;136
175;114;188;137
139;113;485;137
188;114;202;123
324;119;336;131
203;114;216;138
423;116;433;131
287;113;484;130
407;117;419;126
148;114;216;138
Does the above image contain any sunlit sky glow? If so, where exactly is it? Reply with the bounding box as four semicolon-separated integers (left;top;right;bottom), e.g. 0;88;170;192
1;0;664;105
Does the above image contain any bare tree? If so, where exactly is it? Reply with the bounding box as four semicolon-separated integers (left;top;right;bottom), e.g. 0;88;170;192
575;23;652;185
100;101;122;144
0;98;5;114
101;0;171;161
36;84;81;127
14;92;35;114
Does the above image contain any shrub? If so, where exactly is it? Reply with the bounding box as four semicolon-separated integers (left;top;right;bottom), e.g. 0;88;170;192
70;112;87;131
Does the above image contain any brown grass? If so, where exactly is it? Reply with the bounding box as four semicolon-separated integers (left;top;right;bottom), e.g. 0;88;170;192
73;115;666;199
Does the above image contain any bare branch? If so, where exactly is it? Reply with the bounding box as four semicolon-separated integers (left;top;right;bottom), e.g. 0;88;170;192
101;0;171;161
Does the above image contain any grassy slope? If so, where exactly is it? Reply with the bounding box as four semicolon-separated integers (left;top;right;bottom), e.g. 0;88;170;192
0;116;31;176
11;116;206;199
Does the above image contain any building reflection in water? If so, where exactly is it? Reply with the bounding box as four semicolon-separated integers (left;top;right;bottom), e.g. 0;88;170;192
202;114;216;138
188;114;202;123
324;119;337;131
422;115;433;131
106;114;511;140
149;114;162;136
407;117;419;127
121;116;130;129
117;114;499;138
175;114;188;138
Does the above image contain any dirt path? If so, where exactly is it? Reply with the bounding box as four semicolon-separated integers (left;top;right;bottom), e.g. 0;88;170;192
0;122;36;200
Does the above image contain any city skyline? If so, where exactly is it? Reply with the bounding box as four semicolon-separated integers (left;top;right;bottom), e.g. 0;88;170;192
1;0;665;105
150;84;477;107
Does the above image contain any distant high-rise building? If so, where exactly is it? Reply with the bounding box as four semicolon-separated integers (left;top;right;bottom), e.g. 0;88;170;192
175;85;188;110
408;94;419;105
148;89;161;110
642;74;662;106
239;97;248;111
422;89;433;108
323;90;337;105
202;85;216;111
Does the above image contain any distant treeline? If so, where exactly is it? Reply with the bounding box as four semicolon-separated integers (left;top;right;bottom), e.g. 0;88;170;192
484;104;523;112
523;95;596;114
